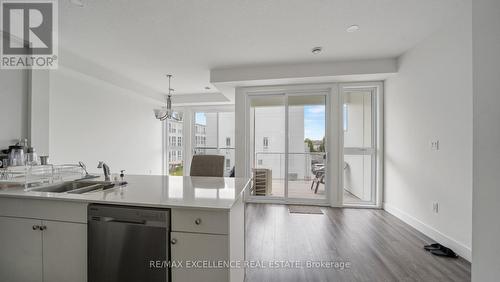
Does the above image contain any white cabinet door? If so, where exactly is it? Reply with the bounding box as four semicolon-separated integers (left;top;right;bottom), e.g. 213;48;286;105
42;220;87;282
0;216;43;282
171;232;229;282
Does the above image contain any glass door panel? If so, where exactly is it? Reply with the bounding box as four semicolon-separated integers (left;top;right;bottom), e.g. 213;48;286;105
287;95;327;200
218;112;235;176
193;111;235;177
167;112;184;176
342;89;376;205
343;154;373;202
194;112;217;153
249;95;286;198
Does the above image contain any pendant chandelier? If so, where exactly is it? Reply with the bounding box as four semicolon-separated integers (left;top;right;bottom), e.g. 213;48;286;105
154;74;174;121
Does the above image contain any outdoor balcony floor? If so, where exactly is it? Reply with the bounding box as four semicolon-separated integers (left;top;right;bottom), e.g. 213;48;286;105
255;179;362;203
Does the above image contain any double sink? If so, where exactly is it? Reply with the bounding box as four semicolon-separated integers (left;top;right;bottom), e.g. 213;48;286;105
30;179;115;194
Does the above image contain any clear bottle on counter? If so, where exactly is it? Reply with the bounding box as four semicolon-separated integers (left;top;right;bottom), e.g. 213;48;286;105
26;147;39;166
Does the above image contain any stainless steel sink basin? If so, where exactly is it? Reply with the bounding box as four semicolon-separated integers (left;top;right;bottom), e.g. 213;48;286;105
30;180;115;194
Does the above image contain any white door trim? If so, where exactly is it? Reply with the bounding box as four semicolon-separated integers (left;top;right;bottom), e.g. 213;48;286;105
339;82;384;208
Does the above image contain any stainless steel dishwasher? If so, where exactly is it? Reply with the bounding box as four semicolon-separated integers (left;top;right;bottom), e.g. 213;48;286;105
88;204;170;282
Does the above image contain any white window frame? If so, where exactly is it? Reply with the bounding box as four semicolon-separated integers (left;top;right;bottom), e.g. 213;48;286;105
343;103;349;132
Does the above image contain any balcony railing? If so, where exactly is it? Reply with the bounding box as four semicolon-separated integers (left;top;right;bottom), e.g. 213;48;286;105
254;152;326;181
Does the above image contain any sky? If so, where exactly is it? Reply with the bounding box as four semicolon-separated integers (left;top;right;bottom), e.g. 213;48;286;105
304;105;325;140
195;112;206;125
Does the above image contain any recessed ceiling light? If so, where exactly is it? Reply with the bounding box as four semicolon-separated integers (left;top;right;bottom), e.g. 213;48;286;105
204;86;211;90
346;25;360;33
311;47;322;55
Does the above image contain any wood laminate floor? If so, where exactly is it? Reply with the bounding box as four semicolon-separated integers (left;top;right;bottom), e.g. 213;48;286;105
245;204;471;282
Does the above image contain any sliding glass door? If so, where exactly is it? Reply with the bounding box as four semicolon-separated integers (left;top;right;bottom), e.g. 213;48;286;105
243;82;382;207
248;92;329;204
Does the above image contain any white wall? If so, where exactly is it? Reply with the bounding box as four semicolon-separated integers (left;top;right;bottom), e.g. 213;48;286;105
0;69;28;149
49;67;163;175
29;70;50;155
472;0;500;280
384;3;472;260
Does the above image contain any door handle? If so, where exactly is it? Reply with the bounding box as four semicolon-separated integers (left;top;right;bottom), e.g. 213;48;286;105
171;238;177;245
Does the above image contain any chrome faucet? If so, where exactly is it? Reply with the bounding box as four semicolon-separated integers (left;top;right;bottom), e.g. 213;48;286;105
79;161;89;176
97;161;111;181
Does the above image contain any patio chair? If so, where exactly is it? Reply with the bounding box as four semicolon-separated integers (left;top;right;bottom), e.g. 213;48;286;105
310;165;325;194
309;161;349;194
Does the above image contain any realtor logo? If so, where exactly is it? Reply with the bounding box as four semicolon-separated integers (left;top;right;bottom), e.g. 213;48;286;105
1;0;58;69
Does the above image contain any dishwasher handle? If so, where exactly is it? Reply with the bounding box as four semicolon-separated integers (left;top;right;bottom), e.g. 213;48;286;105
99;216;146;225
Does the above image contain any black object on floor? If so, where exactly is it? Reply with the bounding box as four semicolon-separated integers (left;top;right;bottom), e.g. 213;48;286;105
424;243;459;258
424;243;442;251
431;247;459;258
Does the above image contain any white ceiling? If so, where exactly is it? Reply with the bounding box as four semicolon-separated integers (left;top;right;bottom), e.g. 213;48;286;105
58;0;466;98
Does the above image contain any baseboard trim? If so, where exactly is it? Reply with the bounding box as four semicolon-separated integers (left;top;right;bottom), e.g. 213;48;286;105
383;202;471;261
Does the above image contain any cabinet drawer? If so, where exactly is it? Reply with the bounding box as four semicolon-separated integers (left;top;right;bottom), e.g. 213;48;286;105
0;198;87;223
172;209;228;235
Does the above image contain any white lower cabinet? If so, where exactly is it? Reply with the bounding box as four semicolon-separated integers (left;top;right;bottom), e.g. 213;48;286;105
0;216;43;282
0;198;244;282
171;231;229;282
0;216;86;282
42;220;87;282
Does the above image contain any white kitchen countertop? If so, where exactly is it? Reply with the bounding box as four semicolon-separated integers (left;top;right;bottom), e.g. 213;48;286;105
0;175;250;210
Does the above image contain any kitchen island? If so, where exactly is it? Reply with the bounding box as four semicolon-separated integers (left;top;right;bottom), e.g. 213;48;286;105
0;175;249;282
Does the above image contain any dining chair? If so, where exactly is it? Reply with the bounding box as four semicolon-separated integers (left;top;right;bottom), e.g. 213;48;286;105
190;155;225;177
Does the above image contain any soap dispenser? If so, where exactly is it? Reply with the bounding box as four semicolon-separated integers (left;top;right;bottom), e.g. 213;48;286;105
117;170;127;185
